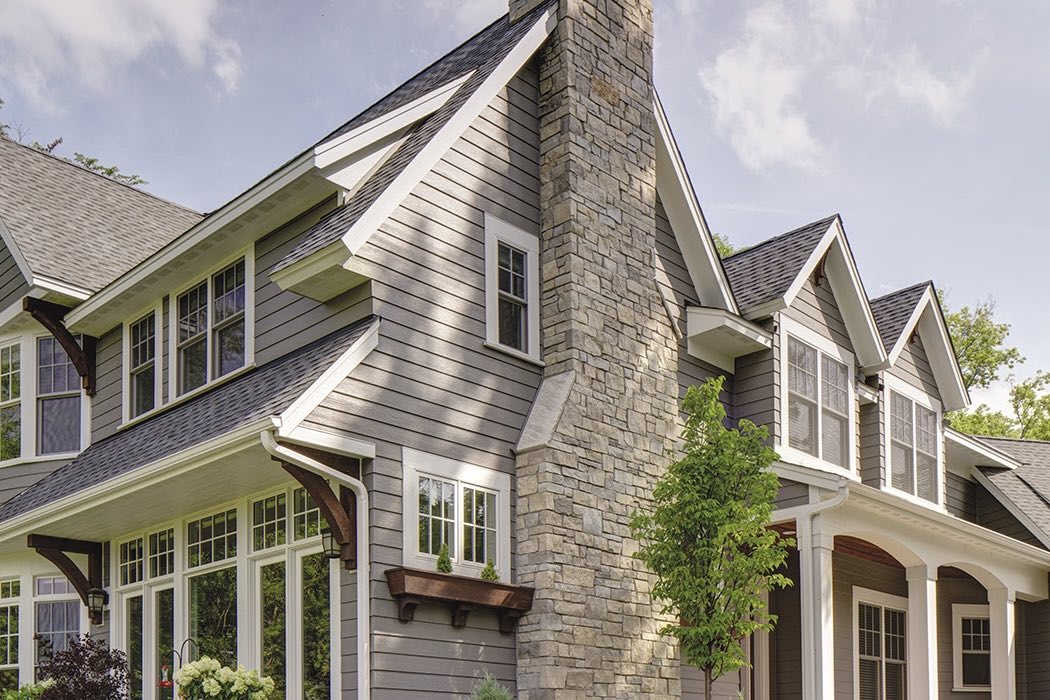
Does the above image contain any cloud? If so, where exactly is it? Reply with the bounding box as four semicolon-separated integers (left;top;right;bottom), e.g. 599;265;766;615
0;0;241;111
867;45;982;127
424;0;506;33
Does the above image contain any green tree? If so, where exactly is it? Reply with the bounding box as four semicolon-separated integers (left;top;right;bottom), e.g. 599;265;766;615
948;405;1016;438
942;295;1023;391
630;376;792;700
713;232;735;259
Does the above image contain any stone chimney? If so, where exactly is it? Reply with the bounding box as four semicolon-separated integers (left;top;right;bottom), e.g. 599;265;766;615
513;0;680;697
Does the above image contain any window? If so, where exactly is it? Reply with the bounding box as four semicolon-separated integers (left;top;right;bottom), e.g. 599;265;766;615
252;493;287;551
855;590;908;700
953;604;991;690
187;509;237;568
402;448;511;580
128;312;158;419
119;537;144;587
292;488;325;540
888;385;940;504
34;576;81;667
36;336;81;455
0;580;19;692
173;254;253;397
149;528;175;579
784;330;853;470
0;344;19;461
484;214;540;361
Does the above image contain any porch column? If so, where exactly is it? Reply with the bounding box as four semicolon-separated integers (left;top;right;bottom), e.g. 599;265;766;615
906;564;938;700
988;587;1016;700
798;515;835;700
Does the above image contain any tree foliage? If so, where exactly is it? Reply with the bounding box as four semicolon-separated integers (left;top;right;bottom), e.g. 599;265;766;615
630;376;792;700
712;233;735;259
942;295;1023;391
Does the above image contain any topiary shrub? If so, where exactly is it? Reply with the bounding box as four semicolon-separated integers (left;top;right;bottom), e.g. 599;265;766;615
480;560;499;581
436;542;453;573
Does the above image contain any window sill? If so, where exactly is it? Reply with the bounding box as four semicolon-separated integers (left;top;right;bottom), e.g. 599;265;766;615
385;566;533;634
951;687;991;693
483;341;544;368
120;363;257;431
883;485;943;512
0;452;80;469
776;445;855;479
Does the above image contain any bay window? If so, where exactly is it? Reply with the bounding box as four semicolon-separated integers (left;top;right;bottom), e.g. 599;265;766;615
888;384;941;504
37;337;80;455
855;589;908;700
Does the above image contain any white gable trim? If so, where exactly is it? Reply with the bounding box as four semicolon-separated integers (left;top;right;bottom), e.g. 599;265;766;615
0;215;34;288
945;429;1020;471
778;216;887;371
886;285;969;411
971;468;1050;551
277;316;381;435
653;93;738;313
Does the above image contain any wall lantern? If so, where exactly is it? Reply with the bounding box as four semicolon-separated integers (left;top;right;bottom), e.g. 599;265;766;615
320;527;340;560
86;587;108;622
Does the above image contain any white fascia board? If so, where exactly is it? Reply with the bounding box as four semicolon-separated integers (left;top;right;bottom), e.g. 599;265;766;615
653;92;739;314
338;8;558;259
945;428;1020;471
970;469;1050;550
278;425;376;460
277;317;380;434
889;288;969;411
313;73;473;169
0;215;33;286
30;276;92;302
65;152;316;329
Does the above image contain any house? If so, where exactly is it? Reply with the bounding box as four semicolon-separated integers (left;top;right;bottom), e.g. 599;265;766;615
0;0;1046;698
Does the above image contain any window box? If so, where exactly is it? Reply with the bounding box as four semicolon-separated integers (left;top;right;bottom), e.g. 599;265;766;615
384;566;533;633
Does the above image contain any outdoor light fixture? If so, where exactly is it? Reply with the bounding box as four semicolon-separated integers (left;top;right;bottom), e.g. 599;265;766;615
86;587;108;621
321;527;340;560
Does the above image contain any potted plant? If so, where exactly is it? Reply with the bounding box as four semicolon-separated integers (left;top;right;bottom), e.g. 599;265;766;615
174;657;275;700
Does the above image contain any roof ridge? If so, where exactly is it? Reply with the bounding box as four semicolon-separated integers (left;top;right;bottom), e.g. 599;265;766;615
723;213;839;263
870;280;933;304
0;136;201;217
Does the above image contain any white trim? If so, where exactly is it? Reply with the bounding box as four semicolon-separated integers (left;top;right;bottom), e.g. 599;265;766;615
653;92;738;313
0;216;34;287
401;447;512;583
278;425;376;460
31;275;92;301
685;306;772;372
484;214;541;363
952;603;991;692
777;316;858;478
970;468;1050;550
278;317;380;433
883;373;944;509
121;301;164;425
946;429;1020;471
852;586;910;700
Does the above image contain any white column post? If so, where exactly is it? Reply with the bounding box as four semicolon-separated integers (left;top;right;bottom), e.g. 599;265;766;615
906;564;939;700
798;515;835;700
988;587;1016;700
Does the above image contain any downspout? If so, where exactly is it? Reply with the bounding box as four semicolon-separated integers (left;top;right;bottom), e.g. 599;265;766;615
260;430;371;699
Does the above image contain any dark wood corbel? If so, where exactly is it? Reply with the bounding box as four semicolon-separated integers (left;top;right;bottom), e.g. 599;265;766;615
27;534;107;624
278;450;360;570
23;298;98;396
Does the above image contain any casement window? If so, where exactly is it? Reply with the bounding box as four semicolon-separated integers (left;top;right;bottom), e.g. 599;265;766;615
952;604;991;690
402;448;511;581
172;254;254;398
854;589;908;700
781;322;855;472
0;580;19;692
0;344;19;461
33;575;82;668
484;214;540;363
127;311;159;420
886;380;941;505
36;337;81;455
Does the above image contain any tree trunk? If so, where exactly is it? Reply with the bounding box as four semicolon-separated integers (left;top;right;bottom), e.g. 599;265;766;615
705;669;713;700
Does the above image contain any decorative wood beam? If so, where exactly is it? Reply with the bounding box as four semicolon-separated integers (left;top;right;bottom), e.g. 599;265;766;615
23;298;98;396
27;534;107;624
280;456;360;570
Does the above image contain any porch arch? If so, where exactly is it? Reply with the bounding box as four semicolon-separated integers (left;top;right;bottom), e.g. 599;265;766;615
833;529;926;569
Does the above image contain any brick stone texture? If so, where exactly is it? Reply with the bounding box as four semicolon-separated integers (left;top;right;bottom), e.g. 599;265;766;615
511;0;681;697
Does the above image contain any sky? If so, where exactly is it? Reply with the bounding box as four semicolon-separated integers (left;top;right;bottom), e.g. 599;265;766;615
0;0;1046;412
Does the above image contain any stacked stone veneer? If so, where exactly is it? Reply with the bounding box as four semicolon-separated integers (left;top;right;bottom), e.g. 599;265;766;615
510;0;681;696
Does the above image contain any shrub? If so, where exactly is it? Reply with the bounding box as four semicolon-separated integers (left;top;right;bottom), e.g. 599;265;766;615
480;560;499;581
471;672;512;700
1;680;54;700
35;634;128;700
174;656;275;700
436;542;453;573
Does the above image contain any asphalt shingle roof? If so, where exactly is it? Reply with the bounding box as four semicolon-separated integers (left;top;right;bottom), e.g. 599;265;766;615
0;137;201;293
273;2;553;275
0;316;375;523
721;215;837;315
977;437;1050;541
869;281;930;351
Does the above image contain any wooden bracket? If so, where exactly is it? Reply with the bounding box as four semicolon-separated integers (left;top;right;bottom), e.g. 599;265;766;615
23;298;98;396
27;534;107;624
279;450;360;570
813;254;828;287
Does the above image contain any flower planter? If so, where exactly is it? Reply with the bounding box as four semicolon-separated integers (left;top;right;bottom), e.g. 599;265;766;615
385;566;534;634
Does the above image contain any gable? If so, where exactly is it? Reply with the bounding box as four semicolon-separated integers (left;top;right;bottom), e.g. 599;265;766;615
0;223;31;315
781;275;855;356
888;331;941;403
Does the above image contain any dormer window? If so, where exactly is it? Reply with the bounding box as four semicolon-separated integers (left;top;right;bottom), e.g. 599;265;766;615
0;344;19;461
37;337;80;455
888;383;940;504
782;324;854;472
129;313;157;419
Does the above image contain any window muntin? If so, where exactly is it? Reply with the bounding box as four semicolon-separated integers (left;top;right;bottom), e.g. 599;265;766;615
463;486;497;565
212;261;246;379
418;476;456;557
34;576;80;668
129;313;157;418
889;390;940;504
496;243;527;352
252;493;287;552
953;604;991;690
858;601;906;700
187;509;237;568
177;281;208;395
36;336;81;455
149;528;175;579
484;215;540;361
0;344;20;461
119;537;144;587
0;580;19;692
786;335;850;468
292;488;325;541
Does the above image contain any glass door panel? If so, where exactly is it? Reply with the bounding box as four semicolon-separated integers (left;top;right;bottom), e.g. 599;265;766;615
127;595;144;700
156;588;175;700
259;561;287;698
188;567;237;666
301;552;331;700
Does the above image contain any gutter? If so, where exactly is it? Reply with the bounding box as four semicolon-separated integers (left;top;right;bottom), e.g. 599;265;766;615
260;430;371;700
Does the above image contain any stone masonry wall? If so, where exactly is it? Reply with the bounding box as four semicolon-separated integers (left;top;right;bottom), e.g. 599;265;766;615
511;0;681;697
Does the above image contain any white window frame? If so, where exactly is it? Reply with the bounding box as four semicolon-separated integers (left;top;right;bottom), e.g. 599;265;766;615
122;302;164;425
952;603;991;692
29;332;89;461
0;578;20;688
30;574;88;676
852;586;909;700
483;214;541;365
0;339;22;464
402;447;512;582
883;374;944;508
167;247;255;401
109;484;341;700
777;317;857;477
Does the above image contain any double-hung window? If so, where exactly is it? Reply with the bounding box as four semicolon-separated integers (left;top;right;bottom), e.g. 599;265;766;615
784;329;852;470
34;575;81;669
128;312;158;419
174;255;252;397
0;344;19;461
403;448;511;580
888;384;940;504
952;604;991;690
484;214;540;362
36;337;80;455
0;580;19;692
855;590;907;700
